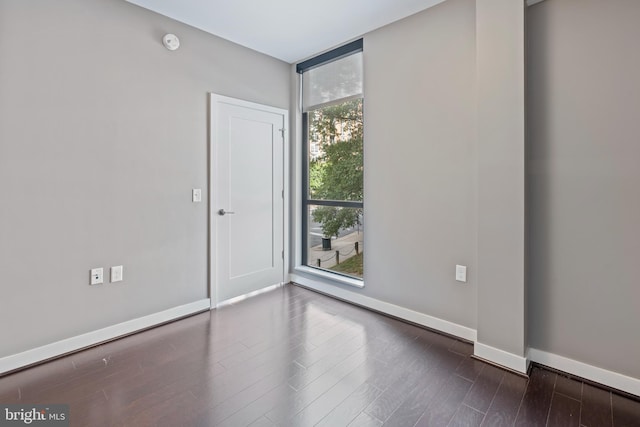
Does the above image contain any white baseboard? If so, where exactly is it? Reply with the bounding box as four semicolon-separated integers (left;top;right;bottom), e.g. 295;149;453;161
474;341;529;374
291;277;640;396
528;348;640;397
0;299;211;375
290;274;477;342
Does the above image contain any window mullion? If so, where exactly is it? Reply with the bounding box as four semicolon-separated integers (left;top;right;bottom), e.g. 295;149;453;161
307;200;363;209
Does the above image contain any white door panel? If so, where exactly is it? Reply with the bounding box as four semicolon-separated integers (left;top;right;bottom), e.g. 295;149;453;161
210;95;285;304
228;116;276;279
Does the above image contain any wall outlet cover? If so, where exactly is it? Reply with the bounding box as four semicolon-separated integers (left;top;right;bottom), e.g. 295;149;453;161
111;265;123;283
455;265;467;283
90;268;104;285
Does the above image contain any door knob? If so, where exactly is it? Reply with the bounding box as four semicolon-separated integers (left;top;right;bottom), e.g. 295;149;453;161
218;209;235;216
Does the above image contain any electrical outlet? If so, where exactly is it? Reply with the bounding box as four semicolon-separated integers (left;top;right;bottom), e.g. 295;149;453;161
455;265;467;283
90;268;104;285
192;188;202;203
111;265;123;283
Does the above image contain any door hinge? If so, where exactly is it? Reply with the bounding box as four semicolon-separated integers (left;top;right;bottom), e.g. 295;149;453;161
282;189;284;199
281;251;284;259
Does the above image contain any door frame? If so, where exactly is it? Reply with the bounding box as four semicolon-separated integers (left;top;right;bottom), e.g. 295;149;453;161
209;93;289;308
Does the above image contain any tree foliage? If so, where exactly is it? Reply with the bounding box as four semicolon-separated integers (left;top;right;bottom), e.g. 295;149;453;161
309;99;363;238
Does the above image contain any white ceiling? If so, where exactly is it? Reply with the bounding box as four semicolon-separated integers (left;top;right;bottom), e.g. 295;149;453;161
125;0;447;63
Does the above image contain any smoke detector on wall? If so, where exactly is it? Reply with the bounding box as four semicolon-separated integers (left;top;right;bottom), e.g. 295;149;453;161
162;34;180;51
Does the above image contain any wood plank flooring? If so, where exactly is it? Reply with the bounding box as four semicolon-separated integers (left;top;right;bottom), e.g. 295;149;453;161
0;284;638;426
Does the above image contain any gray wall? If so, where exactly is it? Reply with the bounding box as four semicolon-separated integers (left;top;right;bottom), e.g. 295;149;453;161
0;0;289;358
476;0;526;357
363;0;478;328
527;0;640;378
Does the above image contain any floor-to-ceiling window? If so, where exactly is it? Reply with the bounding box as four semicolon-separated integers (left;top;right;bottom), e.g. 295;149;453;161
298;40;364;280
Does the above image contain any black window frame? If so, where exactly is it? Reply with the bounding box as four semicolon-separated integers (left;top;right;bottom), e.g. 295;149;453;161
297;39;364;279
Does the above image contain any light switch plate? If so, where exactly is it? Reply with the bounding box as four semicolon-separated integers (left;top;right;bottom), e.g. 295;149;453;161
111;265;123;283
455;265;467;283
192;188;202;202
90;268;104;285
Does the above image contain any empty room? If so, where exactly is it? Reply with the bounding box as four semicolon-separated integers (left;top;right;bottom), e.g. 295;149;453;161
0;0;639;426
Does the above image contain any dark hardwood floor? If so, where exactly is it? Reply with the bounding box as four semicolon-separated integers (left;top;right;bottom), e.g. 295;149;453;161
1;284;638;426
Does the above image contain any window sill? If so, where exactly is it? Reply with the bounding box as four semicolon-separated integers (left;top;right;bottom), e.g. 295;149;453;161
293;266;364;289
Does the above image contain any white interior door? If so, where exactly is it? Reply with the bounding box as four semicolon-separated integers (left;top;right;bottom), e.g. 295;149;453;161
210;94;286;305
